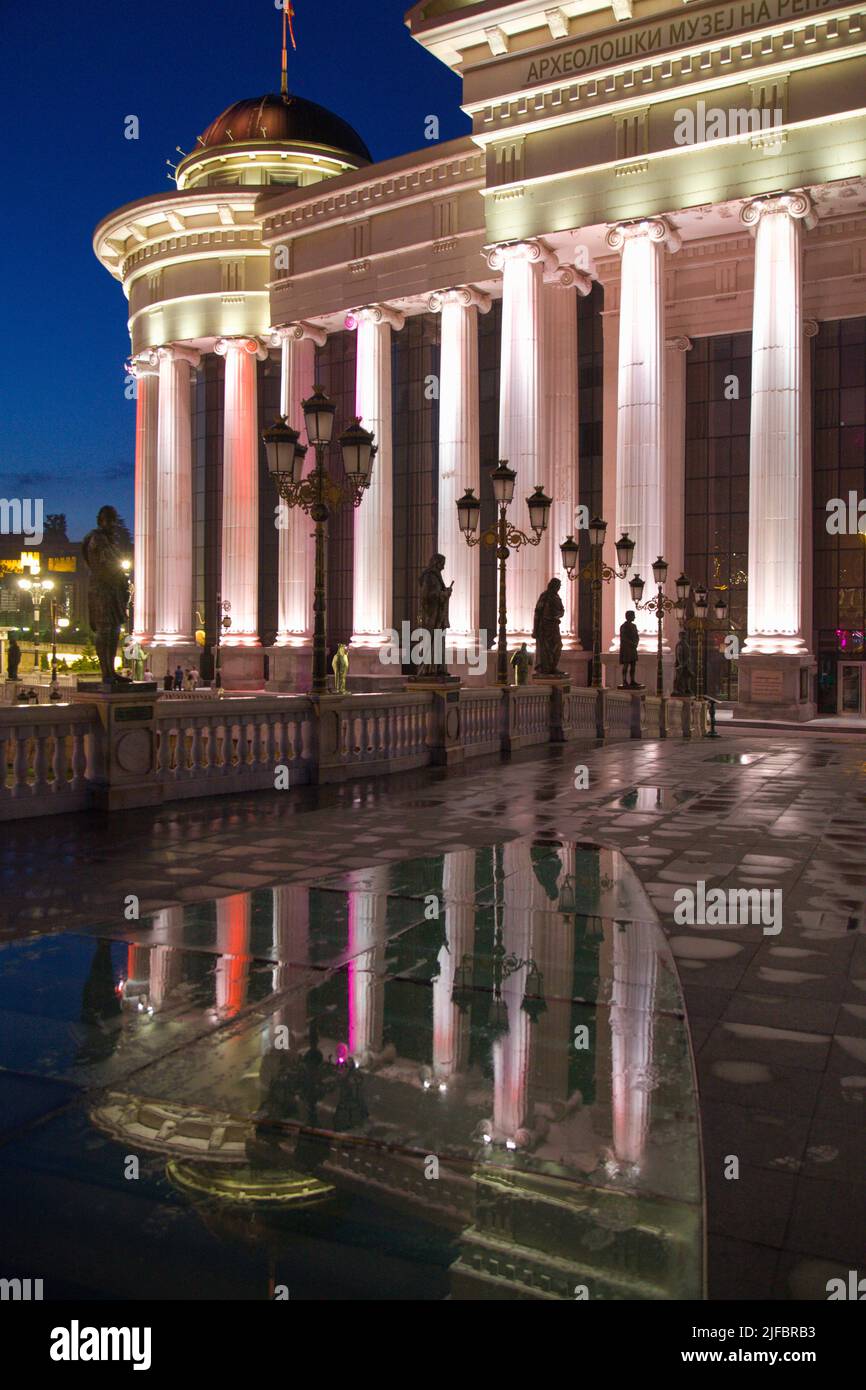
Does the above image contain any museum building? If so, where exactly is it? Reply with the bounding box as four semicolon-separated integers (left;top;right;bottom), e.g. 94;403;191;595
93;0;866;718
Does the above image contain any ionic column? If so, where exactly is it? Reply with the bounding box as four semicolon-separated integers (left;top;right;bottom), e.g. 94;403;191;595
129;353;159;643
487;240;555;640
544;266;592;644
214;337;269;645
664;336;692;648
346;304;405;647
428;287;490;643
605;218;680;646
347;867;388;1066
741;192;815;654
154;343;200;644
272;323;326;644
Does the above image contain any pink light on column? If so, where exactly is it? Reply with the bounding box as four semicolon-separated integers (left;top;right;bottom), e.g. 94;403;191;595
215;892;252;1017
215;337;267;646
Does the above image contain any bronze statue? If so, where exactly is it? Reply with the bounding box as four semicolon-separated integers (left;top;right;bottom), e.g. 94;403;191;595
673;629;696;696
416;553;453;679
533;579;565;676
619;610;641;689
81;505;130;686
511;642;532;686
6;635;21;681
332;643;349;695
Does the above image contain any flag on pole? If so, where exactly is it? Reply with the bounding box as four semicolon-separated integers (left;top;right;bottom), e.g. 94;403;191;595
286;1;297;51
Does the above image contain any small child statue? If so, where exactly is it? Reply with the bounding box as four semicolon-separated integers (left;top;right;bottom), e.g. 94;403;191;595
511;642;532;686
332;642;349;695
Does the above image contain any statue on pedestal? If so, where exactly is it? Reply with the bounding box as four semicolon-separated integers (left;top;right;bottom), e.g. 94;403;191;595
619;610;641;689
673;629;696;696
6;635;21;681
416;553;453;679
533;579;565;676
511;642;532;686
81;506;130;687
332;643;349;695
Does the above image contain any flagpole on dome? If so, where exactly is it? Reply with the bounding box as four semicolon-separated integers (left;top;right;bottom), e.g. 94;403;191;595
280;2;297;102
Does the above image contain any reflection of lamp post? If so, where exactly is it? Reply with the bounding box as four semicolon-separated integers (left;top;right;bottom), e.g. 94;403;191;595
264;387;376;696
559;518;635;688
628;558;691;697
451;924;546;1037
456;461;552;686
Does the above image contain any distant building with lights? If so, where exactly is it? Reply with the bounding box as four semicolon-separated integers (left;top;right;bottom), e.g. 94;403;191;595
94;0;866;718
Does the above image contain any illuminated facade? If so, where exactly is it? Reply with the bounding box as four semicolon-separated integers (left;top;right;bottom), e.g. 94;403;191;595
95;0;866;717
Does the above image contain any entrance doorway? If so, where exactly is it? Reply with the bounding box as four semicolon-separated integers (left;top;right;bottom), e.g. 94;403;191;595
837;661;866;716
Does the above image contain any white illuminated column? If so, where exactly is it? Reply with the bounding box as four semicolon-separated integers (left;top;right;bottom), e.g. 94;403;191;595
346;304;404;649
487;240;554;640
215;337;268;645
605;219;680;644
271;884;310;1043
741;192;815;654
129;353;159;643
154;343;200;645
610;920;657;1169
273;323;325;644
428;288;490;643
544;269;591;644
347;867;388;1066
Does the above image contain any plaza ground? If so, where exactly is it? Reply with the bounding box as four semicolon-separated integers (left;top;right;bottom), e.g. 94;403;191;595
1;726;865;1300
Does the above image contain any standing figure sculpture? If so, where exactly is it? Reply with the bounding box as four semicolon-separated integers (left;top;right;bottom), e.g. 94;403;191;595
673;629;696;696
81;506;130;686
6;635;21;682
619;610;641;689
511;641;532;686
533;579;565;677
416;553;454;679
332;642;349;695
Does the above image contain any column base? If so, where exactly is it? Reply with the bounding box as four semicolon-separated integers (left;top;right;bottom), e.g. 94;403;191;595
145;644;198;682
601;650;674;694
218;647;265;691
267;645;314;693
734;651;816;722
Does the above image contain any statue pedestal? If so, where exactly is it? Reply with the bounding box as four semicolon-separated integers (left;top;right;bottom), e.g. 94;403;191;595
71;690;161;811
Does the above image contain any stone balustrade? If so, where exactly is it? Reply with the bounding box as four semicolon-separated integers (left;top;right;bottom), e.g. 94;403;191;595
0;686;711;819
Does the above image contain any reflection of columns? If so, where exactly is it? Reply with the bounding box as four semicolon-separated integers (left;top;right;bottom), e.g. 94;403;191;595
273;324;325;643
487;240;553;639
741;192;815;653
149;907;183;1009
215;893;252;1017
605;219;680;645
129;354;159;643
271;884;310;1039
531;845;575;1104
428;288;490;642
154;343;200;644
544;268;591;643
347;867;388;1065
215;337;268;645
610;922;657;1168
664;337;692;648
346;305;404;646
493;841;542;1141
433;849;476;1080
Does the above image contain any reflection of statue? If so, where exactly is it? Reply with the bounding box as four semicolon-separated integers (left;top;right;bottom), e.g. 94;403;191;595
333;1060;368;1132
619;611;641;689
6;636;21;681
416;553;453;678
511;642;532;686
533;579;564;676
81;506;130;685
673;629;695;696
332;643;349;695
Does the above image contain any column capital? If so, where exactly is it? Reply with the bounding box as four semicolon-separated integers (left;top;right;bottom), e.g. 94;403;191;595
606;217;681;254
665;335;694;352
804;317;819;338
270;321;328;348
544;266;593;295
214;336;269;360
127;351;159;378
484;238;559;273
344;304;405;332
741;189;817;231
156;343;201;367
427;285;492;314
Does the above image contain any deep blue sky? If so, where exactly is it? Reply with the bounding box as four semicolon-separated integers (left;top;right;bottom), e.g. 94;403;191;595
0;0;469;539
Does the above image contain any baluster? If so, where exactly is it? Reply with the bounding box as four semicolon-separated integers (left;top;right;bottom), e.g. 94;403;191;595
0;733;11;800
52;725;67;791
71;725;87;790
189;720;203;776
33;730;50;795
12;726;30;798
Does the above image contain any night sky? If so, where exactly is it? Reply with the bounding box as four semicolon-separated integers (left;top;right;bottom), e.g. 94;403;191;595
1;0;469;539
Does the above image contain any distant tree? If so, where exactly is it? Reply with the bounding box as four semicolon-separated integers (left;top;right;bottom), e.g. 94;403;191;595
114;514;134;552
44;514;68;540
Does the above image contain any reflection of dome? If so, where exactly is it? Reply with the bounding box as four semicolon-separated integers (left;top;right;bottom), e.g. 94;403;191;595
197;93;371;163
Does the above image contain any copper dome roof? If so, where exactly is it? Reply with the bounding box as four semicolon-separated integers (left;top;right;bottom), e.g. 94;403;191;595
197;93;371;163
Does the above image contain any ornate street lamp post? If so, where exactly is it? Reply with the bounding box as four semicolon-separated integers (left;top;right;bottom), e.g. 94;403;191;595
264;386;375;696
628;558;690;698
456;461;552;687
213;597;232;693
559;518;635;688
18;572;54;681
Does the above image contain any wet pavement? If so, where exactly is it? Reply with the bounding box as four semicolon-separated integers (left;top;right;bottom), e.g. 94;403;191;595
1;727;865;1299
